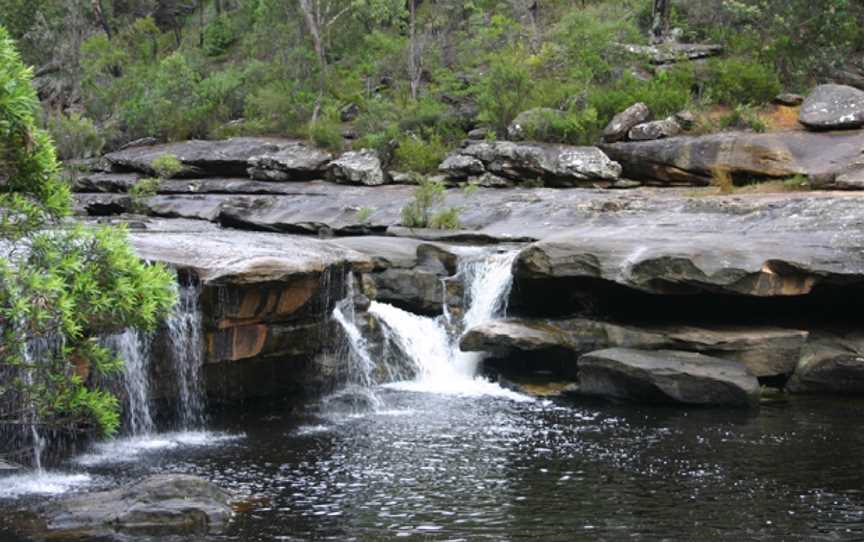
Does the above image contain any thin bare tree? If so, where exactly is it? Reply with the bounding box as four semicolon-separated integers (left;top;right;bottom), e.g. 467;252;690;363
296;0;352;121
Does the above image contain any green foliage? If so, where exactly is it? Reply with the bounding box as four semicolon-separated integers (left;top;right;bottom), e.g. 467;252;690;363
203;16;236;57
515;108;602;146
44;112;105;161
129;177;162;212
716;105;767;133
356;206;374;223
706;57;782;105
308;115;344;152
478;51;534;136
393;134;449;174
430;207;461;230
0;26;176;442
401;177;446;228
150;154;183;178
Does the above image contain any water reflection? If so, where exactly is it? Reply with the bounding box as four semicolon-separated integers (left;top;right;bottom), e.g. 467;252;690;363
3;392;864;541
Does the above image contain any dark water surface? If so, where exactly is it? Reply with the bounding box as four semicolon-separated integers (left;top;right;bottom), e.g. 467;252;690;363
3;390;864;541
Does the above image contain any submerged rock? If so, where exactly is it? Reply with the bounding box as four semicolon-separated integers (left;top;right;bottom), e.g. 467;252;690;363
799;84;864;130
30;475;231;538
578;348;761;407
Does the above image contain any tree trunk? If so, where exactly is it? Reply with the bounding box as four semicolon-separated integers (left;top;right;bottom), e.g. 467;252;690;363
91;0;113;39
651;0;671;44
298;0;327;122
408;0;420;100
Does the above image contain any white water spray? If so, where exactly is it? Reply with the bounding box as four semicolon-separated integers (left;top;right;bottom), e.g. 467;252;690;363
370;250;528;400
106;329;154;436
166;284;206;429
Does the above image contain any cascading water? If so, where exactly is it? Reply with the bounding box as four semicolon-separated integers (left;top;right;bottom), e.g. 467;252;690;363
369;250;527;399
105;329;154;436
166;283;206;429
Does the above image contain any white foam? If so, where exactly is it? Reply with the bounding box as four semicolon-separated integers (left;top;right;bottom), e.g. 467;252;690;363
0;472;92;498
74;431;242;466
383;378;533;402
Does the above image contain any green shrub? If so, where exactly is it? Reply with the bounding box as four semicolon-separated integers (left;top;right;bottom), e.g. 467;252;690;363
150;154;183;178
308;116;343;151
589;66;695;126
129;177;162;212
45;112;105;160
393;134;449;174
430;207;461;230
517;108;603;146
401;177;446;228
716;105;767;133
706;58;782;105
246;80;317;135
356;207;374;222
478;50;534;136
203;16;235;57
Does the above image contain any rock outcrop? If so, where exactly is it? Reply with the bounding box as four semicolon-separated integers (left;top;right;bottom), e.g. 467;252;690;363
799;84;864;130
601;130;864;185
439;141;622;187
247;143;332;181
462;319;808;378
578;348;761;407
329;149;389;186
602;102;652;143
27;475;231;538
787;332;864;394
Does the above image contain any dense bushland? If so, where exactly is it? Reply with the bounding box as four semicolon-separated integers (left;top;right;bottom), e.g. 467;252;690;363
1;0;862;170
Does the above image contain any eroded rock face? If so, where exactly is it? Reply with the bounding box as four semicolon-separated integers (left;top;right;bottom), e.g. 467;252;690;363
578;348;761;407
440;141;622;187
329;149;389;186
105;137;297;177
601;130;864;185
462;319;807;378
30;475;231;538
799;84;864;130
603;102;652;143
247;143;332;181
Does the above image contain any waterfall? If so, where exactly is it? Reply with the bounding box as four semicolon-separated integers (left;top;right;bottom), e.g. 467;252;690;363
369;250;527;399
166;284;206;429
105;330;154;436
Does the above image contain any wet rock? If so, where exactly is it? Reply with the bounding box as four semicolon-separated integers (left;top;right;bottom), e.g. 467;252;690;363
0;459;21;474
578;348;760;407
603;102;652;143
247;143;332;181
787;332;864;394
329;149;389;186
601;130;864;185
507;108;564;141
33;475;231;538
105;137;295;177
774;93;804;106
441;141;621;187
628;117;681;141
462;319;807;377
799;84;864;130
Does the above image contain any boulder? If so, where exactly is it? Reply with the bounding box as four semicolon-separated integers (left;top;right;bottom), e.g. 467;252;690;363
507;108;564;141
603;102;652;143
467;128;490;140
619;43;723;65
787;332;864;394
329;149;389;186
105;137;297;177
628;117;681;141
462;319;807;377
439;154;486;178
799;84;864;130
673;110;695;130
247;143;332;181
601;130;864;185
441;141;622;187
578;348;760;407
33;475;231;538
340;102;360;122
